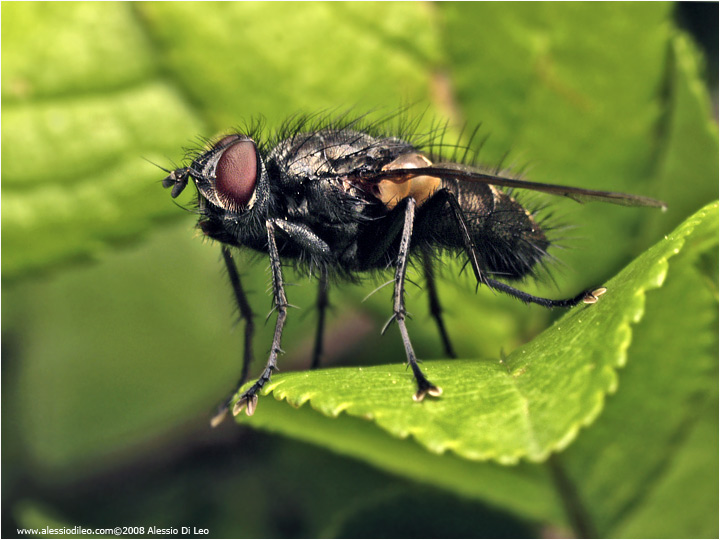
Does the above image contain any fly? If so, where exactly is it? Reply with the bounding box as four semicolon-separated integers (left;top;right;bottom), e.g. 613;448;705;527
161;113;666;426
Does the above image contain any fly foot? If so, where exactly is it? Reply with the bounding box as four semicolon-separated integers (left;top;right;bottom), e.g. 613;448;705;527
232;391;259;417
412;380;443;402
582;287;607;304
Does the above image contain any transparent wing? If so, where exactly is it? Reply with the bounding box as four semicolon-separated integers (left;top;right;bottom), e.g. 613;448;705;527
366;163;667;209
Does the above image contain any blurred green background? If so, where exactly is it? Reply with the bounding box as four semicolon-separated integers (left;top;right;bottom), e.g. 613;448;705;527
2;3;717;538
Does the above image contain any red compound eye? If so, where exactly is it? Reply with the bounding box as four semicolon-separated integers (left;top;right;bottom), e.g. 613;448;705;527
215;140;258;209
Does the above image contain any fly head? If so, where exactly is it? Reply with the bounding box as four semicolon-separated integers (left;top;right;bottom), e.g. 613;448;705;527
162;134;271;246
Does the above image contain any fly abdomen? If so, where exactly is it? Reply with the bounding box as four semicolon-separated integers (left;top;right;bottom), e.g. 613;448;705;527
473;190;550;280
425;179;550;280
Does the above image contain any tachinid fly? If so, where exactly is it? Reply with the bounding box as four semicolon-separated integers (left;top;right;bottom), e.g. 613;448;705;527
161;113;666;426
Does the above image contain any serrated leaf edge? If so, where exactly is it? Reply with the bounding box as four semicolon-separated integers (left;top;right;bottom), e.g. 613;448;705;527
243;203;718;463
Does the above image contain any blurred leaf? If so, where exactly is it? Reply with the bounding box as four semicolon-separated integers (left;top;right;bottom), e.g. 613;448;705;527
612;400;719;538
1;3;205;281
137;2;442;128
641;33;719;244
2;2;441;281
2;3;154;99
322;488;536;538
14;501;87;539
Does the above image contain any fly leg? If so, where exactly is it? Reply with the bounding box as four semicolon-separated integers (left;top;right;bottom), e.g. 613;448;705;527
268;220;332;369
232;220;289;417
311;267;329;369
210;247;256;427
484;279;607;307
393;198;442;401
422;251;456;359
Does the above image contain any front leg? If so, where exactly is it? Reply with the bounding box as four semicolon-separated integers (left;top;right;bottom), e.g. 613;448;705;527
232;220;289;416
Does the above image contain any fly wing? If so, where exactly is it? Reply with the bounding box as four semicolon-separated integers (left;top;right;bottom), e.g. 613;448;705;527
366;163;667;210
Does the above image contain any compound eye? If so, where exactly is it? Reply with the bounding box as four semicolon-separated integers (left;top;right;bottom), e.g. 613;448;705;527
215;140;258;209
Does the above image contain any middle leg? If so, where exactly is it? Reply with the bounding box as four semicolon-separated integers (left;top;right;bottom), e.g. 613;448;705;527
394;198;442;401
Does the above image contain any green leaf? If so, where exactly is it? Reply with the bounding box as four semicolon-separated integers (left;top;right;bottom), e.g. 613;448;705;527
1;3;205;281
612;401;719;538
239;202;718;462
641;32;720;244
321;488;536;539
139;2;442;127
14;500;88;539
550;206;718;536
